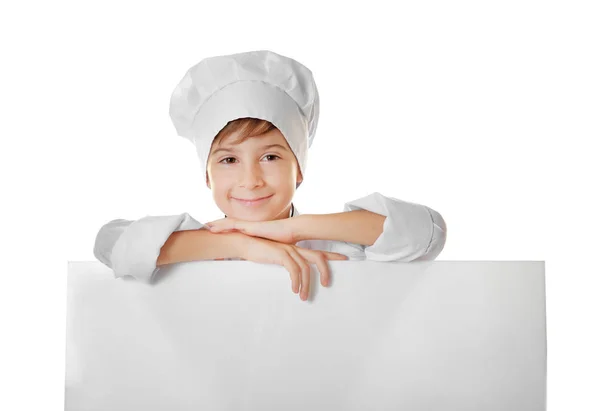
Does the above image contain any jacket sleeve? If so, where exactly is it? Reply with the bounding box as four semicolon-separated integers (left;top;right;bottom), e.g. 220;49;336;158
297;238;367;262
93;213;206;283
343;192;447;262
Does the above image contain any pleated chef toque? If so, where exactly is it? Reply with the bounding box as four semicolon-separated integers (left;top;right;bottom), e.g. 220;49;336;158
169;50;320;189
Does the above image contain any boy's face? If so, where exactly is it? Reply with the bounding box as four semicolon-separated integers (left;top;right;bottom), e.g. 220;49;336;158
206;127;303;221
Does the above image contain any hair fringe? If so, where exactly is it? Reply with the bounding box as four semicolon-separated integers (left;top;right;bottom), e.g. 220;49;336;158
214;117;276;146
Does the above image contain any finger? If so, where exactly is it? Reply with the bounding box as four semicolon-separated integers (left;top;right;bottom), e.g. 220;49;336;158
316;252;331;287
280;251;301;295
216;218;239;229
288;247;311;301
206;221;228;232
230;219;251;234
298;249;330;287
323;251;349;260
208;226;232;233
229;219;240;231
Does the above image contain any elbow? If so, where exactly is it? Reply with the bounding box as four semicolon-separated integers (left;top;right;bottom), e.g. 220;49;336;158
422;210;447;260
93;218;132;270
93;221;118;268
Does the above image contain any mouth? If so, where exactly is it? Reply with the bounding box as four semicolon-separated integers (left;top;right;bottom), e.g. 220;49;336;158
232;194;274;207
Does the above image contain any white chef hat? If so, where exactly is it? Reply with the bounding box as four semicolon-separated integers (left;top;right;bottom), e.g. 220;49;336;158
168;50;320;189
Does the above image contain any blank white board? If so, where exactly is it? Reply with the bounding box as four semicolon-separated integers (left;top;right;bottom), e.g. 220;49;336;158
66;260;546;410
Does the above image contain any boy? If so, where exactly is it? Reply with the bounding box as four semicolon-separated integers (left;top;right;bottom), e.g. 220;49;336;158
94;50;446;301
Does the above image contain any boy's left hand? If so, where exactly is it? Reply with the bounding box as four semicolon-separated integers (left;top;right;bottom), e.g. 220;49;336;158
205;217;298;244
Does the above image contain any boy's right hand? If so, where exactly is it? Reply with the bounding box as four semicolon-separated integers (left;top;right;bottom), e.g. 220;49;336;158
236;236;348;301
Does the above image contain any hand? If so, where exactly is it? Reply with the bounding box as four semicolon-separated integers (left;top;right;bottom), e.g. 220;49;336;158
205;216;297;244
237;236;348;301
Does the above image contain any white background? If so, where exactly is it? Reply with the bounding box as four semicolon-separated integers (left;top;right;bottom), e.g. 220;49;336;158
1;0;598;409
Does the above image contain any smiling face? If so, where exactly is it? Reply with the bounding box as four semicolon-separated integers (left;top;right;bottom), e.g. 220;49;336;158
206;121;303;221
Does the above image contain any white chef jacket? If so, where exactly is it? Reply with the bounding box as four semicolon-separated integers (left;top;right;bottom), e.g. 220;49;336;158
93;192;447;283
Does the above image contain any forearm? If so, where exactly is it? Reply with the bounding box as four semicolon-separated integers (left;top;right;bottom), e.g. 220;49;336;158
293;210;385;246
156;229;248;266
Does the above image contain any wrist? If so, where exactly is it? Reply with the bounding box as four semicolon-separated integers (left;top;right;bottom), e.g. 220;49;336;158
201;230;252;260
228;231;253;259
291;214;310;242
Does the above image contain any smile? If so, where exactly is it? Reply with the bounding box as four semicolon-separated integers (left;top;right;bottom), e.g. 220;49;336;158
232;194;274;207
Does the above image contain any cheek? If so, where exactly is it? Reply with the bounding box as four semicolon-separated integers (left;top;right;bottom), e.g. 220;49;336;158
207;178;228;197
268;163;296;179
208;170;233;186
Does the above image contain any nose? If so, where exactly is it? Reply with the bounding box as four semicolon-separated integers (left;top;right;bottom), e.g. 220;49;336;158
239;161;264;188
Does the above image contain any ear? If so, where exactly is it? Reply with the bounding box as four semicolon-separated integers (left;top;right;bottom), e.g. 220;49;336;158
206;171;211;189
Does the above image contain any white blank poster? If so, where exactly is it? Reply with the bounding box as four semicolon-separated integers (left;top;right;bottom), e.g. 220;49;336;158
66;260;546;410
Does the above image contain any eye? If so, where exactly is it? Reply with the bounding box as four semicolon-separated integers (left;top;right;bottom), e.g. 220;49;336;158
263;154;280;161
219;157;237;164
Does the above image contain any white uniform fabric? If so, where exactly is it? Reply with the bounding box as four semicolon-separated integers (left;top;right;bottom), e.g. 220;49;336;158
94;192;446;283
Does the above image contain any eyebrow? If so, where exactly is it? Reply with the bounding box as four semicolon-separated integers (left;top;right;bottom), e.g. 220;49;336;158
211;143;288;156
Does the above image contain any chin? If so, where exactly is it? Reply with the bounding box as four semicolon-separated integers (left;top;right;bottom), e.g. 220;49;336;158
226;206;273;220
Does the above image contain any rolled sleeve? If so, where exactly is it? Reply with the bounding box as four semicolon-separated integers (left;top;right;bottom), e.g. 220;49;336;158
94;213;205;283
414;206;447;261
344;192;446;262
